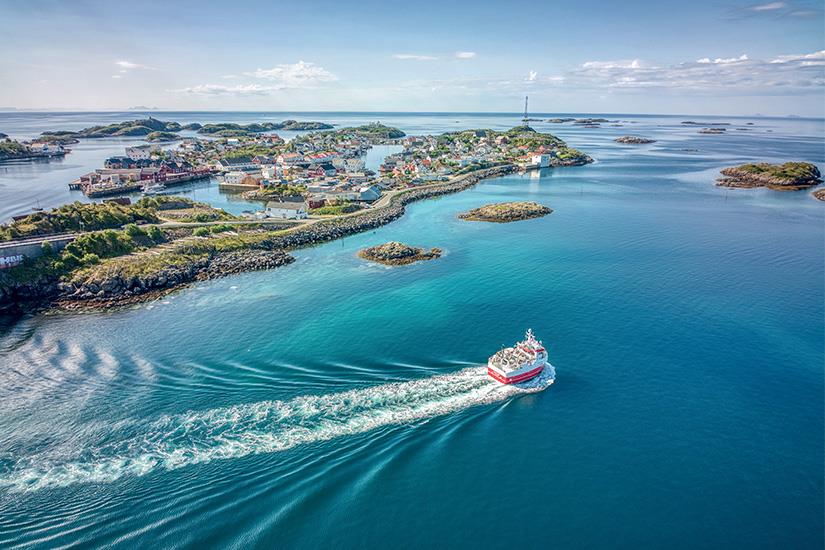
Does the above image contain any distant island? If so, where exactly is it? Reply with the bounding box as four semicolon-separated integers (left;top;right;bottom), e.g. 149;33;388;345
39;117;335;140
459;201;552;223
699;128;726;134
615;136;656;144
717;162;822;190
196;120;334;137
812;188;825;202
358;242;442;265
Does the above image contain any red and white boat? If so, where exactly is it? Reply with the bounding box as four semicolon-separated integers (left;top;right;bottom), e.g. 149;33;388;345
487;329;548;384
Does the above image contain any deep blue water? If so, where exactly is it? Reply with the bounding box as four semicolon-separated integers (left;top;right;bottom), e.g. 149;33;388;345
0;112;823;548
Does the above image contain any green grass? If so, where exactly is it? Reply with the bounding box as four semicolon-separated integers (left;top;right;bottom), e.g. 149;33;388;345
737;162;820;181
309;202;363;215
0;201;160;241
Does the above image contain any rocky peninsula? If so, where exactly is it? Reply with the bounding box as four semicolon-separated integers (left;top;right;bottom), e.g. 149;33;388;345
0;165;515;311
615;136;656;144
459;201;552;223
717;162;822;190
358;242;442;266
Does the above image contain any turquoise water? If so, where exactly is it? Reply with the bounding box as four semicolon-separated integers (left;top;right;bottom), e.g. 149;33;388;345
0;113;823;548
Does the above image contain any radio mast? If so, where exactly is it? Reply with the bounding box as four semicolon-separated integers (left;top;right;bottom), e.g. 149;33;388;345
522;95;529;122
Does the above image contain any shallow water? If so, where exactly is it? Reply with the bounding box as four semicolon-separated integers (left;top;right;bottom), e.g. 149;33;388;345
0;112;822;548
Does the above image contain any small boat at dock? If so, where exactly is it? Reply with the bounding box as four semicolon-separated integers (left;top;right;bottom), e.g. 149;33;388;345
142;182;166;195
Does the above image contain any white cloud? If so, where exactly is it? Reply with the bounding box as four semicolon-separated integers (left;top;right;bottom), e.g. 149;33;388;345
170;84;286;96
243;61;337;87
111;75;123;79
582;59;642;69
770;50;825;63
527;70;538;81
455;52;476;59
566;50;824;91
750;1;786;10
696;54;749;64
115;60;155;71
393;54;438;61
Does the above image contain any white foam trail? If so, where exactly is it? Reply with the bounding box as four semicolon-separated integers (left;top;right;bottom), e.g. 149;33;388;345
0;365;554;492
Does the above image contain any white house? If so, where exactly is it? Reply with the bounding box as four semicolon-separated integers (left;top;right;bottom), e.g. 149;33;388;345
265;201;308;219
218;156;256;172
223;171;252;185
358;184;382;202
125;145;158;160
531;154;552;168
261;165;278;179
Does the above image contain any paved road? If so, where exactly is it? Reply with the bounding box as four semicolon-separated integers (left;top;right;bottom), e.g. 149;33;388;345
0;233;77;250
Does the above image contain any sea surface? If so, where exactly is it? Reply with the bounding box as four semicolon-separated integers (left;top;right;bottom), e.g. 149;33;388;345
0;112;823;549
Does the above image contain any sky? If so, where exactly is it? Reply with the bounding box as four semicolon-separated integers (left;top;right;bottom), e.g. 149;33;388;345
0;0;823;116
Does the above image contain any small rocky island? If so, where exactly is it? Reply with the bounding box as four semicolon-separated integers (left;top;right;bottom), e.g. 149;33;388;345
358;241;442;266
615;136;656;144
717;162;822;190
812;188;825;202
459;201;552;223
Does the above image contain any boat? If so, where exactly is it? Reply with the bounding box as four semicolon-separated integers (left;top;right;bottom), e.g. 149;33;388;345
142;182;166;195
487;329;548;384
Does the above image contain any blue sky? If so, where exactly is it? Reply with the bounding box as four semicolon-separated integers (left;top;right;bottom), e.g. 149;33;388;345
1;0;823;115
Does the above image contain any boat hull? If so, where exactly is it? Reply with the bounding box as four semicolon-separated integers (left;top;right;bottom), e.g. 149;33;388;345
487;364;544;384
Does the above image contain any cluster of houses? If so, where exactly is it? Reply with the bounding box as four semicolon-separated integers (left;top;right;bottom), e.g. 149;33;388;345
70;145;211;197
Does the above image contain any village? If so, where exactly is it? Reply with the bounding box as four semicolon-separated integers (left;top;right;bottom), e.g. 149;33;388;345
66;122;591;220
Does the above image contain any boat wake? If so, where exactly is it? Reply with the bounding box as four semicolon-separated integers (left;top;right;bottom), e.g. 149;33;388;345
0;365;554;492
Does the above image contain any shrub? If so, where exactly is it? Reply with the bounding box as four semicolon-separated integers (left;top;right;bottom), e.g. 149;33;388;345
80;253;100;266
209;224;234;234
193;227;210;237
146;226;165;242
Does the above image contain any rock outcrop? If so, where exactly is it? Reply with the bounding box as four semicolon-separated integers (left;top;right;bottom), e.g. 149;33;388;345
358;242;441;266
459;201;552;223
615;136;656;144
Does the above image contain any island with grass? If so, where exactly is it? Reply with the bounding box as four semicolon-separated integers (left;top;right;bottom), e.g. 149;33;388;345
358;241;442;266
717;162;822;190
459;201;553;223
145;131;182;142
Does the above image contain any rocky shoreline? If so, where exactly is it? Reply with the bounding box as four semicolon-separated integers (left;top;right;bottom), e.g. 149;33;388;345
717;162;822;190
358;242;441;266
459;201;552;223
1;165;515;312
58;250;295;309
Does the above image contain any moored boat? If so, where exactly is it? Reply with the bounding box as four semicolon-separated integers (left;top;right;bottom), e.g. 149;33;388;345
487;329;548;384
142;182;166;195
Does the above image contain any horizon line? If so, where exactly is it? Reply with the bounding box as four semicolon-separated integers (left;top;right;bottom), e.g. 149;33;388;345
0;109;822;121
